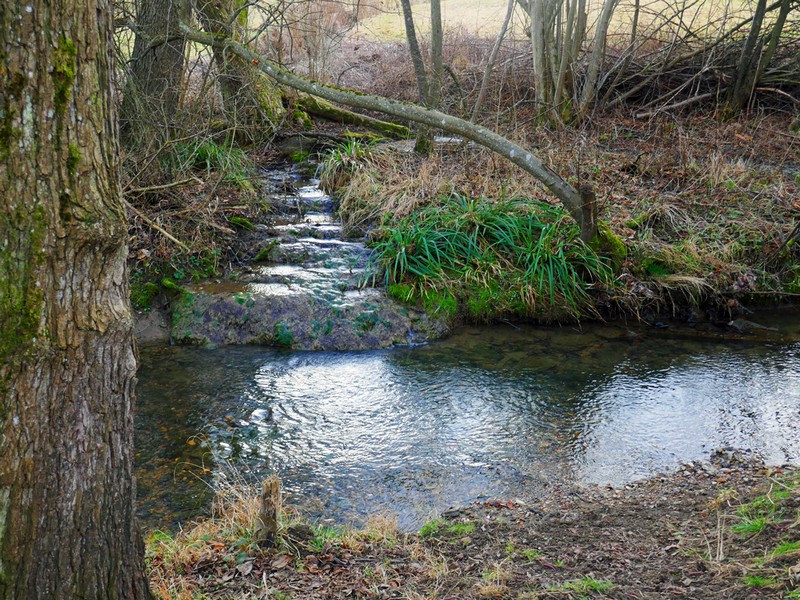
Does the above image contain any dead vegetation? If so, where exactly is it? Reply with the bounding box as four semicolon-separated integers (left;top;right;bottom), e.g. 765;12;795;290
146;458;800;598
321;109;800;318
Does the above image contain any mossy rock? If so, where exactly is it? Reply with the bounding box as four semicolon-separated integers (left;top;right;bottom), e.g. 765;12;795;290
273;321;294;347
591;221;627;270
253;240;279;262
131;281;160;311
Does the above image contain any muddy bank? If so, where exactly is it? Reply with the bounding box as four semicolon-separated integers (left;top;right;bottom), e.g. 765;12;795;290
146;451;800;598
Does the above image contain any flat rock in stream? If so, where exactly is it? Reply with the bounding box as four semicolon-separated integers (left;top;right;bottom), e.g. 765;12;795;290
170;283;450;351
166;167;452;350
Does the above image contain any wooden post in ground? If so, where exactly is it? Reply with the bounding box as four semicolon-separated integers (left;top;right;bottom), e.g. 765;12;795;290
256;475;281;546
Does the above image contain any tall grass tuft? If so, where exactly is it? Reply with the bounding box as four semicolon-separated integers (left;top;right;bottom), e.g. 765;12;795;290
371;195;613;321
169;137;255;190
319;138;377;192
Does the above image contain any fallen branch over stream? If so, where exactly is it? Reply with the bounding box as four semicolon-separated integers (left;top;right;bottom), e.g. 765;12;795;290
178;23;599;242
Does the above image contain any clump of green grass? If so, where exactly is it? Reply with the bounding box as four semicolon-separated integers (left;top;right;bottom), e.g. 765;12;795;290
419;518;475;539
554;576;614;595
171;138;254;190
732;489;791;536
307;524;343;552
724;474;800;598
521;548;543;562
732;516;769;535
319;138;377;192
773;540;800;556
370;194;613;321
743;574;778;588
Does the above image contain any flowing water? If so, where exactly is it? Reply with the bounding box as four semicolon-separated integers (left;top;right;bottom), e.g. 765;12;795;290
135;312;800;530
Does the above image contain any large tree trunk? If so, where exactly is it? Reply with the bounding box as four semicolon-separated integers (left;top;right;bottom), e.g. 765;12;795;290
120;0;189;145
180;24;598;241
195;0;284;144
0;0;152;598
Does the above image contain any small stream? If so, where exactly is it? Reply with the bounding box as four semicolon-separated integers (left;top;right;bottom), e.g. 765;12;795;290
135;312;800;531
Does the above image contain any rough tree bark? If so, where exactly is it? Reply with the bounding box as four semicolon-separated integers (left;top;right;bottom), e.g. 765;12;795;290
180;24;599;242
0;0;152;598
120;0;189;144
195;0;284;143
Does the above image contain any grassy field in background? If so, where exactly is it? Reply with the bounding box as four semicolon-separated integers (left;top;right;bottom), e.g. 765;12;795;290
355;0;527;40
354;0;755;42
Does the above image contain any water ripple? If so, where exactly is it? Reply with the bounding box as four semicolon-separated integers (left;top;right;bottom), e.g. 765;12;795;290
135;317;800;529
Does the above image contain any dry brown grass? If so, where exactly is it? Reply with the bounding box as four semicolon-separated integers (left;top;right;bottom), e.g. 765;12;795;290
320;110;800;313
323;140;568;235
146;475;265;598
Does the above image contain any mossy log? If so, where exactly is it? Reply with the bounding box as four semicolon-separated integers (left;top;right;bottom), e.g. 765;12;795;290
293;94;412;140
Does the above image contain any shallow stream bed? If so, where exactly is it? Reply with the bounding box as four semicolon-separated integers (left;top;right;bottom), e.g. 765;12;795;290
135;311;800;530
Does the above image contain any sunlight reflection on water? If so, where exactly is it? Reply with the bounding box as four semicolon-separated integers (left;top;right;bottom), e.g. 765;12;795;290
135;313;800;530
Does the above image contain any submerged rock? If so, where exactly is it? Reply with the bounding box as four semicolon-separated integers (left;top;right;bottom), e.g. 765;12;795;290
170;283;449;350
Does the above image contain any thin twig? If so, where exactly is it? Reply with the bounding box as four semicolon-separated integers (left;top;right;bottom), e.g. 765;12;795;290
125;200;190;251
125;176;203;196
635;91;716;118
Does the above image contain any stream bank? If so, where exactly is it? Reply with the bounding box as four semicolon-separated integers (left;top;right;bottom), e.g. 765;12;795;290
146;454;800;599
132;156;797;352
134;165;450;350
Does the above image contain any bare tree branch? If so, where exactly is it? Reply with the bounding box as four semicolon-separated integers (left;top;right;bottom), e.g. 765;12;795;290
178;22;597;240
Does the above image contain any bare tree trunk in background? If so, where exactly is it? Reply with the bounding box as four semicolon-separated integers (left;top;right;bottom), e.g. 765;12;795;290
471;0;516;122
196;0;284;144
413;0;444;154
429;0;444;110
0;0;152;597
399;0;430;104
181;24;600;241
753;0;792;93
726;0;768;113
599;0;639;108
524;0;591;122
576;0;620;121
398;0;439;154
120;0;189;145
528;0;552;108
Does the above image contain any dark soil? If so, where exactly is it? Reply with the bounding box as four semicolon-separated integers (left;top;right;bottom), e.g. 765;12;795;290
147;451;800;598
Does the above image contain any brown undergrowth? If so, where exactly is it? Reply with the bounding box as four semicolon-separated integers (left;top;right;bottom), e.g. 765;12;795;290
145;458;800;598
323;111;800;319
124;112;800;323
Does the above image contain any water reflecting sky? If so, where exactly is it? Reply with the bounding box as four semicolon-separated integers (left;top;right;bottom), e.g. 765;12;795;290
135;314;800;530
